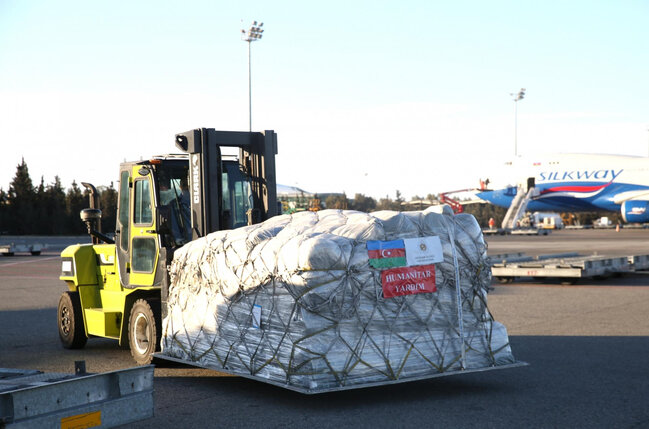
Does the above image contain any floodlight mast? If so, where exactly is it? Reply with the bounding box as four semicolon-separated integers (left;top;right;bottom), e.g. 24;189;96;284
510;88;526;157
241;21;264;132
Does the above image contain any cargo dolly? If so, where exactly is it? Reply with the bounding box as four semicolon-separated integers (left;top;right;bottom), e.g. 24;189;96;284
0;243;44;256
490;252;649;284
0;363;153;428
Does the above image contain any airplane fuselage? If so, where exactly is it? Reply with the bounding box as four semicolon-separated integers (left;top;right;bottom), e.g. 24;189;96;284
476;154;649;222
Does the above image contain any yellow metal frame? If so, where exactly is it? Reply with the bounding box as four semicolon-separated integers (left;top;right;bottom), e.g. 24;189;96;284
58;164;162;344
128;165;159;286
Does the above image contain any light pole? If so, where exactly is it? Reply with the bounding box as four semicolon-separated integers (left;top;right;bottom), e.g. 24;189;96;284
510;88;526;157
241;20;264;132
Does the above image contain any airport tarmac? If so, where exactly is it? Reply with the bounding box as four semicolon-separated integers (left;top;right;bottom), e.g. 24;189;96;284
0;229;648;428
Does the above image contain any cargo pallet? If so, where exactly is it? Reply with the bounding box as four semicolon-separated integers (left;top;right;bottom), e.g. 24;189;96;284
0;363;153;428
489;252;649;284
154;354;527;395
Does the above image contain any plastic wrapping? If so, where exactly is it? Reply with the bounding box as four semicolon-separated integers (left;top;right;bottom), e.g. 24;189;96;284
161;207;517;392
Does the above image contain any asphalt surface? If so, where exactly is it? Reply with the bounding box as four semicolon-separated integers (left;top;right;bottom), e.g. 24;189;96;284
1;230;648;428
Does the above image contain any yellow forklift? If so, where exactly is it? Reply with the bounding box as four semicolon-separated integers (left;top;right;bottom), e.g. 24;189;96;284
58;129;278;364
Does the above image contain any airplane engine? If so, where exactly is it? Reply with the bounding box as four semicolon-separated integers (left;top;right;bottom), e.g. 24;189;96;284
621;200;649;223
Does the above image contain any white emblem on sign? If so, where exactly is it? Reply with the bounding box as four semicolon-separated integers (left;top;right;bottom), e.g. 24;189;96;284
404;236;443;266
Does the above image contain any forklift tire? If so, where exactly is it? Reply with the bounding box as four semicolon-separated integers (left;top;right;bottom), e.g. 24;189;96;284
58;292;88;349
128;299;160;365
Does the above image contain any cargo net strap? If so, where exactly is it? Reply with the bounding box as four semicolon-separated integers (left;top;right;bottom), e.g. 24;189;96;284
162;208;515;391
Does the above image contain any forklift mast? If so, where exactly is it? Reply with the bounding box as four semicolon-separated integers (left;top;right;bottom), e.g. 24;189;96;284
174;128;278;240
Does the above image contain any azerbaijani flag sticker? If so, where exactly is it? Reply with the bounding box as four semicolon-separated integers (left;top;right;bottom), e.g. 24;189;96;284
367;239;406;268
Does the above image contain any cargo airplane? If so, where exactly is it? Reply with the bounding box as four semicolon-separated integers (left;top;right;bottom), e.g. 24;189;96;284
475;153;649;223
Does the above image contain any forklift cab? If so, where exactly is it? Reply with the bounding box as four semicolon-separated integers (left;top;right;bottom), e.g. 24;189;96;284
114;159;188;289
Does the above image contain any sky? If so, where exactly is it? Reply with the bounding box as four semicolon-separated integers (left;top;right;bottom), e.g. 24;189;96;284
1;0;648;200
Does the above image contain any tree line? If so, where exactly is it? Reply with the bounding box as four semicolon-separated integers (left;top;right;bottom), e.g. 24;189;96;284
1;159;620;236
323;191;507;227
0;159;117;235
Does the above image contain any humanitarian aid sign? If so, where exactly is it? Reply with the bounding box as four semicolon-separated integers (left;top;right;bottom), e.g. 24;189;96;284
381;265;437;298
367;236;443;298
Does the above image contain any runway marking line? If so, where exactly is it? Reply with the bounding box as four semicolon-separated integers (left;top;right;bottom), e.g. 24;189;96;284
0;275;56;280
0;256;58;268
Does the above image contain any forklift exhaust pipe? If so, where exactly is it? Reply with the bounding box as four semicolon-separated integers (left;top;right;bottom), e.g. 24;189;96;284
80;209;115;245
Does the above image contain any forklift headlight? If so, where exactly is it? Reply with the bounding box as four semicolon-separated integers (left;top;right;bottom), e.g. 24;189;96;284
61;257;74;277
